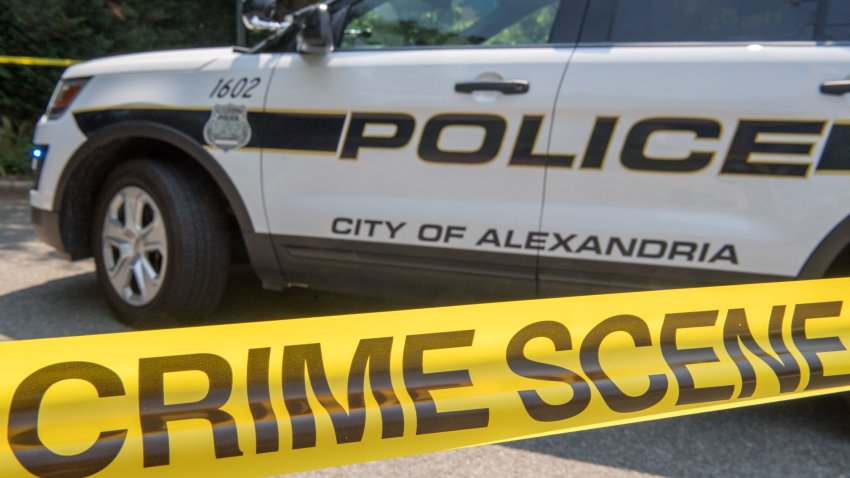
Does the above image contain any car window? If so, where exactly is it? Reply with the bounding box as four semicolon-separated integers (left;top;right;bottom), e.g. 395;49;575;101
583;0;850;43
821;1;850;41
339;0;562;49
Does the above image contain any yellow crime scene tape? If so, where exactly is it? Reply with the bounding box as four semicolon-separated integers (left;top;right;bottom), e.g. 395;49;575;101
2;278;850;477
0;56;79;67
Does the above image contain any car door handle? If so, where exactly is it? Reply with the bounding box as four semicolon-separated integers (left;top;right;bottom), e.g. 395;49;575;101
455;80;530;95
820;80;850;96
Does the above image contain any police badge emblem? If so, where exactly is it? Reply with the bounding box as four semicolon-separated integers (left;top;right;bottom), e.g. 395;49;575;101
203;104;252;151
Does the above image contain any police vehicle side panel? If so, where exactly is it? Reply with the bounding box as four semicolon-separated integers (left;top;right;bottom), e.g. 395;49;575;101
539;45;850;295
260;48;572;300
30;3;850;306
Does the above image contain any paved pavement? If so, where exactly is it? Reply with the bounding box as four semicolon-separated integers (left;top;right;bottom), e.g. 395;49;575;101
2;189;850;477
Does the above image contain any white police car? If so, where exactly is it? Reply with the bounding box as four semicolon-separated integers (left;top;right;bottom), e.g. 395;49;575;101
30;0;850;327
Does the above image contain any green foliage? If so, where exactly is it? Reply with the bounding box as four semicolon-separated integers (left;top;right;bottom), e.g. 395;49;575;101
485;3;558;46
0;0;239;177
0;117;33;177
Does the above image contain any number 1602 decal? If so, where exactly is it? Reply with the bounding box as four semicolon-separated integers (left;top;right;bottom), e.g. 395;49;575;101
210;77;262;99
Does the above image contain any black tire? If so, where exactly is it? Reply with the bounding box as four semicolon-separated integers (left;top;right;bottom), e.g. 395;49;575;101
93;159;230;328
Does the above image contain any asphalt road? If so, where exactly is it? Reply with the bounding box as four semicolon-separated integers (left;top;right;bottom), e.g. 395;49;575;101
2;189;850;477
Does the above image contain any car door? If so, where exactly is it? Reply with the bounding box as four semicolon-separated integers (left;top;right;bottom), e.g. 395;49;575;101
540;0;850;296
261;0;584;300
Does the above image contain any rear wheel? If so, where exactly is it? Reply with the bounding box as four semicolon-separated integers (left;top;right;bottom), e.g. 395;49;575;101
93;159;230;328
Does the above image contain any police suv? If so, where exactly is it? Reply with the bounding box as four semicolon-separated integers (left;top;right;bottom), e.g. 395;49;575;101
30;0;850;327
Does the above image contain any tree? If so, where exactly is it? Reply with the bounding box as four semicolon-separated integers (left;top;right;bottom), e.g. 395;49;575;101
0;0;238;175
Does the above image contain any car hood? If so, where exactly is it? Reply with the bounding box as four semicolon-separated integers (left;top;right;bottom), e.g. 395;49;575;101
63;47;233;78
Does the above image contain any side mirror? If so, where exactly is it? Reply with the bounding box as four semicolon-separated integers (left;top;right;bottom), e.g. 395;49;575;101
296;4;334;54
242;0;286;31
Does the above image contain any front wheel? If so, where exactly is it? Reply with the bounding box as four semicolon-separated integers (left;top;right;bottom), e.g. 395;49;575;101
93;159;230;328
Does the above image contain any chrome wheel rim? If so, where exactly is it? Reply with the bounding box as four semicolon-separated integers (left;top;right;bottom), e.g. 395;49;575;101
101;186;168;306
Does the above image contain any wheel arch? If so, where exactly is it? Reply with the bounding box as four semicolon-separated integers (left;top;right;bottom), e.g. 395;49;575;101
799;212;850;279
54;121;255;260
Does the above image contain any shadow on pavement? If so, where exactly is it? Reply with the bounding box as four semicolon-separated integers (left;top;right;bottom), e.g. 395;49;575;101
0;272;129;339
0;265;426;339
204;266;429;325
